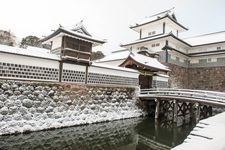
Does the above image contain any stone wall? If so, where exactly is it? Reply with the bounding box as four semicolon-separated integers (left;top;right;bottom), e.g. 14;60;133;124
188;66;225;92
165;63;225;92
0;80;143;135
166;63;189;88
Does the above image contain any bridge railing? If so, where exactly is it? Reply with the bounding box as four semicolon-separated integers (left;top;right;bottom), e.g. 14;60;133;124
139;88;225;104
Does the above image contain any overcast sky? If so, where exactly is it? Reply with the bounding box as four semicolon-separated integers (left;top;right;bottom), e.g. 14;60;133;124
0;0;225;54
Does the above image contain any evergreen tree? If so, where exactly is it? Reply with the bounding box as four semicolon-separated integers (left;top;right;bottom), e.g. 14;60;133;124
20;35;51;49
91;51;105;60
20;36;41;48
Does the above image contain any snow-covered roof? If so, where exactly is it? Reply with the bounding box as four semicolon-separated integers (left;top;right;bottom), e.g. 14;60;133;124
183;31;225;46
0;44;60;60
95;49;129;62
61;27;105;44
130;8;187;31
155;73;169;78
41;25;106;47
26;46;51;53
71;21;92;36
121;33;191;47
121;33;170;47
92;62;138;73
96;49;169;72
128;52;170;72
131;8;175;27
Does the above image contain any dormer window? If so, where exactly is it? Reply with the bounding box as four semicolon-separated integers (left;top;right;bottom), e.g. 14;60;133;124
217;47;222;50
148;31;156;36
152;43;160;47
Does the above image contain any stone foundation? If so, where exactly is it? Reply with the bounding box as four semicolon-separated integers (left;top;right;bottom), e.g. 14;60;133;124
0;80;144;135
188;66;225;92
166;63;189;88
165;63;225;92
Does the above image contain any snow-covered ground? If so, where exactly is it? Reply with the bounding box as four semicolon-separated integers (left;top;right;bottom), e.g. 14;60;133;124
173;112;225;150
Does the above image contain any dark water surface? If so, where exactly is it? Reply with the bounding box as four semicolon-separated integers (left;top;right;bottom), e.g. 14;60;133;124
0;117;195;150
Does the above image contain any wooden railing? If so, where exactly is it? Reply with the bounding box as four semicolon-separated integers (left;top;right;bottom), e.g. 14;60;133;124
138;88;225;106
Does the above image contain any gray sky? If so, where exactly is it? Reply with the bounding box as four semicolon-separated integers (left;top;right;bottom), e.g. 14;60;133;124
0;0;225;54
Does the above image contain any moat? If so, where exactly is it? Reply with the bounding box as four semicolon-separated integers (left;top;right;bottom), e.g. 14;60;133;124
0;117;195;150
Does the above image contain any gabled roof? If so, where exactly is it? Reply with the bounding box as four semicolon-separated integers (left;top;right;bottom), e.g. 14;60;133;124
41;24;106;47
120;52;170;72
71;21;92;36
130;8;188;31
183;30;225;46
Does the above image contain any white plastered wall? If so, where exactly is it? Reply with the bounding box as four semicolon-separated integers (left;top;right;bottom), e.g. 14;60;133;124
131;40;166;53
189;54;225;64
52;36;62;50
165;23;178;36
188;43;225;54
0;53;59;68
153;76;169;82
63;63;86;72
141;23;164;39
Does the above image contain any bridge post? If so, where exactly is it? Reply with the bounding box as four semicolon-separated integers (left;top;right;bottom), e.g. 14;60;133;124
189;103;195;122
173;100;178;123
155;98;160;119
195;103;200;123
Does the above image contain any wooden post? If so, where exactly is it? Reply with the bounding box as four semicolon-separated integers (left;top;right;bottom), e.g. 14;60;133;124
189;103;194;122
139;29;142;39
195;103;200;123
59;61;63;82
85;65;88;84
154;118;159;139
173;100;178;123
155;98;160;119
172;123;178;147
208;106;213;116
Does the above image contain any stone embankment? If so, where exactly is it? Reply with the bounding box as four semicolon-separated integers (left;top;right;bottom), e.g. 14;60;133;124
0;80;144;135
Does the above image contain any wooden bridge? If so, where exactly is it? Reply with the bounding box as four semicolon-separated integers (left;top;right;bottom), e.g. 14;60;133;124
138;88;225;123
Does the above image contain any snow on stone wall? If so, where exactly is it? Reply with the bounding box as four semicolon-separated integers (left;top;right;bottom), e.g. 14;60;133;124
0;80;144;135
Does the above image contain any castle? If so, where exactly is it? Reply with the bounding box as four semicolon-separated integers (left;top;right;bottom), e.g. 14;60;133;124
96;8;225;91
0;8;225;91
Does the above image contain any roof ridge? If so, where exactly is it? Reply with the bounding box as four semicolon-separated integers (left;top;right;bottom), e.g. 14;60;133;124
112;49;129;53
184;30;225;39
145;7;175;18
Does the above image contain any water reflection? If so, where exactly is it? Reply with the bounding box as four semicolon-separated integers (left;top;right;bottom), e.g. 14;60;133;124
0;117;194;150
